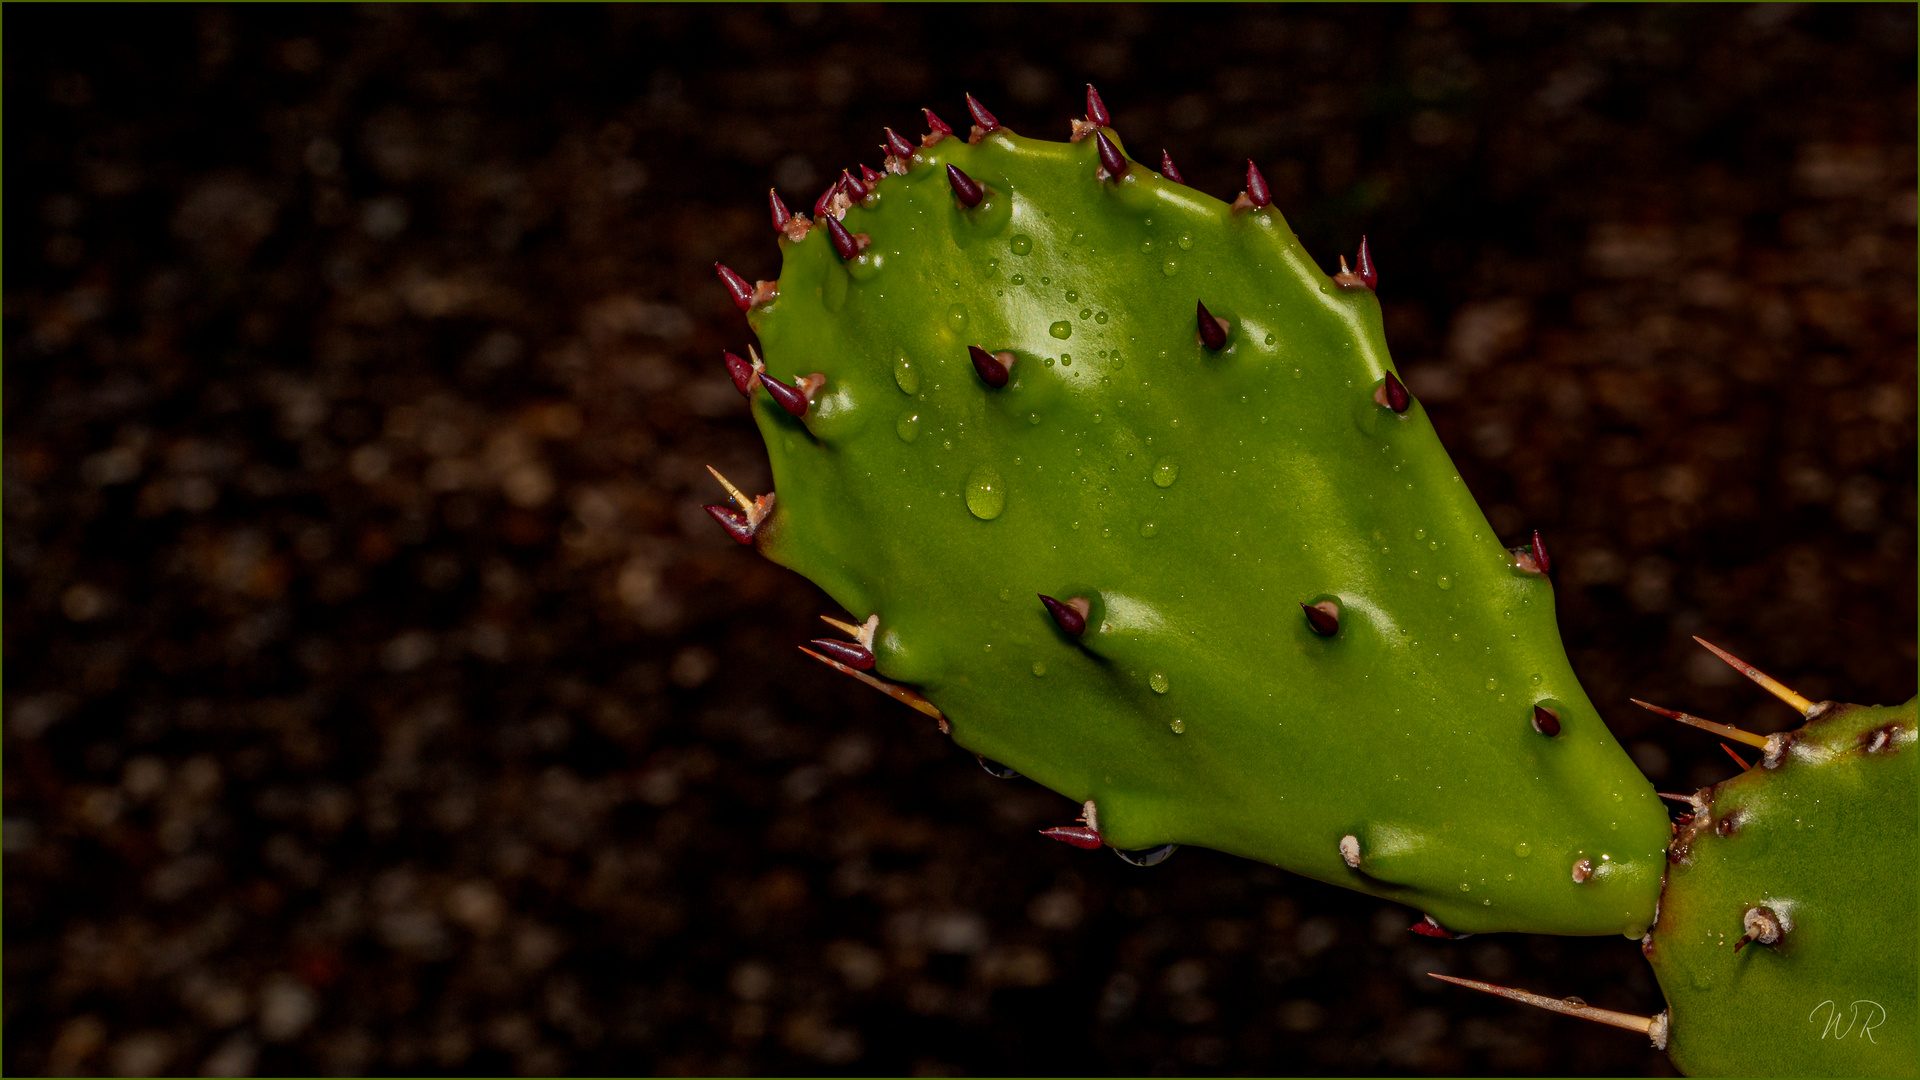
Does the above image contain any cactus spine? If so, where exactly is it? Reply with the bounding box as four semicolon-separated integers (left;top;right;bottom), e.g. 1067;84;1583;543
710;89;1915;1076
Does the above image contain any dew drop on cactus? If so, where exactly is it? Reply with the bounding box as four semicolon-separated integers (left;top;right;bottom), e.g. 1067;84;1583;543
964;465;1005;521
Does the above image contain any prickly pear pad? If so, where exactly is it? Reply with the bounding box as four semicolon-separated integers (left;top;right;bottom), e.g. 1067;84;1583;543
1649;698;1917;1077
741;127;1668;935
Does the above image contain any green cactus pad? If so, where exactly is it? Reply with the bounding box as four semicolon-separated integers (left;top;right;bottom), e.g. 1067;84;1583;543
736;125;1668;935
1649;697;1917;1077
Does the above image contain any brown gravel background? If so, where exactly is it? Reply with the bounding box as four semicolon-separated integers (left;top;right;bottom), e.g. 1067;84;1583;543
5;4;1914;1077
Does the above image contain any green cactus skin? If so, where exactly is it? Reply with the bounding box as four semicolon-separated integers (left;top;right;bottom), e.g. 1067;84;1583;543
1648;697;1917;1077
731;123;1670;937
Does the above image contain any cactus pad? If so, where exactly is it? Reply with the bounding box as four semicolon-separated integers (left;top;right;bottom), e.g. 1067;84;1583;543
1649;697;1917;1077
726;119;1670;936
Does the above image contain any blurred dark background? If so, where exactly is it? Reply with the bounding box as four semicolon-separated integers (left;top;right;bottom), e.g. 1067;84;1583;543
4;4;1913;1076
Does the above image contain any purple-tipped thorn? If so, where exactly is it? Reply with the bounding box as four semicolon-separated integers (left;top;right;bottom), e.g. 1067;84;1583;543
758;370;810;417
1530;529;1551;575
1095;130;1128;179
813;177;844;217
724;351;756;397
1244;160;1271;208
1356;236;1377;290
1041;825;1103;850
1301;601;1339;637
884;127;916;159
923;108;954;137
715;263;753;312
946;164;984;208
1195;301;1227;351
809;638;875;670
768;190;792;232
840;169;870;201
858;164;884;186
1532;704;1562;737
824;215;860;261
1159;150;1185;185
703;504;757;545
1409;914;1472;939
1085;83;1111;127
965;93;999;133
1381;371;1411;414
969;345;1009;388
1039;594;1088;637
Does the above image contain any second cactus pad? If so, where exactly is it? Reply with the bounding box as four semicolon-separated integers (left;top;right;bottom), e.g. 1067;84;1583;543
740;123;1668;935
1649;698;1917;1077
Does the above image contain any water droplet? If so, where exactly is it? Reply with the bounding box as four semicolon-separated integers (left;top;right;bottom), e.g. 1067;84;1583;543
1264;333;1276;346
1009;273;1025;286
1010;234;1032;256
1152;459;1178;488
1027;413;1040;424
1040;276;1050;286
1148;672;1170;694
1292;368;1302;379
1110;354;1124;369
1049;320;1073;340
896;411;921;442
947;303;969;333
1064;289;1079;304
1168;717;1185;734
1140;239;1154;254
1079;308;1092;320
1070;230;1086;245
1514;842;1531;857
1612;792;1624;803
1032;661;1046;677
1091;412;1101;423
893;356;919;395
1070;520;1080;530
1043;357;1055;366
1429;541;1438;550
1176;231;1193;251
1060;353;1072;366
1095;311;1109;325
1140;521;1157;537
1485;677;1498;691
1416;529;1427;540
1530;673;1543;686
1437;575;1452;590
965;464;1005;520
1459;883;1470;891
1162;260;1179;276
